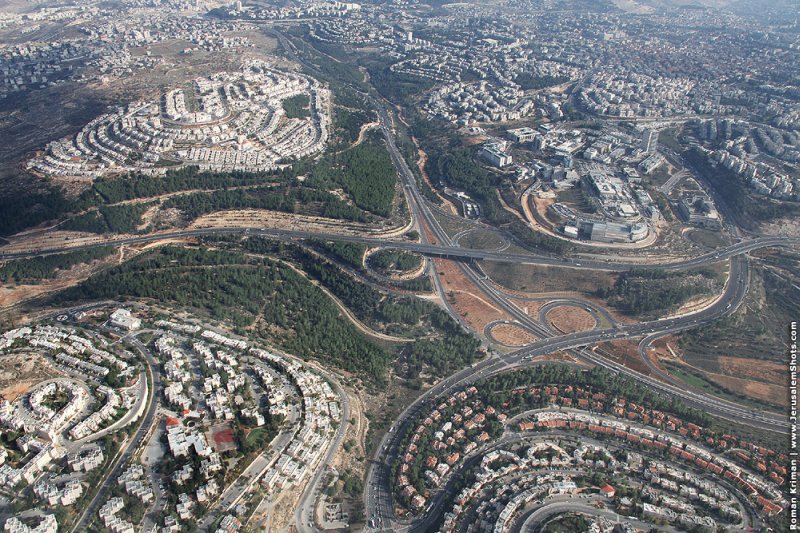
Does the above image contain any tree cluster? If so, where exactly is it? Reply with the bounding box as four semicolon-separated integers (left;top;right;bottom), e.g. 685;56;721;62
513;73;570;91
308;239;366;270
367;249;422;274
685;148;800;227
282;94;311;119
241;237;478;378
57;246;391;383
61;203;154;234
474;365;712;427
300;134;397;217
0;247;113;283
86;166;285;204
596;268;720;315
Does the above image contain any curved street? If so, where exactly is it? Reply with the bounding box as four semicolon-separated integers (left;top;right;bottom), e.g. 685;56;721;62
69;325;162;533
361;84;792;532
1;30;794;533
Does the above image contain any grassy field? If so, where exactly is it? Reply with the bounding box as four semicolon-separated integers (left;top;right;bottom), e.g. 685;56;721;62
244;427;271;448
644;165;673;189
685;228;732;250
658;127;684;153
481;261;615;294
457;229;507;250
664;362;783;414
431;209;474;239
680;254;799;364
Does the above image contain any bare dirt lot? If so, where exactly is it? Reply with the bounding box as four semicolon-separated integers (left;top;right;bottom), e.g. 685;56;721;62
2;229;110;255
649;335;682;363
0;352;62;401
434;259;512;338
489;323;538;347
507;298;546;320
595;340;653;376
708;373;788;407
651;341;788;407
758;214;800;237
546;306;597;333
717;356;786;386
0;249;123;310
528;195;558;233
190;209;402;236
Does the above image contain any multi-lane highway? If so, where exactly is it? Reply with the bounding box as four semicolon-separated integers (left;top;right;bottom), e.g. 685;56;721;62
3;223;798;274
3;97;793;533
363;253;785;531
359;74;793;532
2;29;795;532
333;93;785;530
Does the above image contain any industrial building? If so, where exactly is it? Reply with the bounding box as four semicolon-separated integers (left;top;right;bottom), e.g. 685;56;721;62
506;127;537;143
571;220;649;243
479;142;513;168
676;195;722;230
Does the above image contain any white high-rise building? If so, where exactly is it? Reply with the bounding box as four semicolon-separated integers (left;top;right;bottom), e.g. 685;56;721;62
641;129;657;153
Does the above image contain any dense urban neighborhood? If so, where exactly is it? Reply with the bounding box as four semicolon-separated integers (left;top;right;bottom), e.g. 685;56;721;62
0;0;797;531
28;64;331;177
0;304;345;532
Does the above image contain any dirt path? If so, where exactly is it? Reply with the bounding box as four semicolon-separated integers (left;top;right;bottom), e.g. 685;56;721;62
190;209;406;238
353;121;379;147
414;142;458;215
272;260;413;344
103;183;284;208
497;189;528;222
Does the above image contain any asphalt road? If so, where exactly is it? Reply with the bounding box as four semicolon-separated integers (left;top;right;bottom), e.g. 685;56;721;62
2;197;797;275
518;499;669;533
20;90;788;533
7;30;793;532
361;81;790;532
70;322;162;533
364;253;783;530
294;371;351;533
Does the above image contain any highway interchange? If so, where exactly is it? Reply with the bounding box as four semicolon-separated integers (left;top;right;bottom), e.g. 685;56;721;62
360;82;795;531
3;87;797;533
1;30;797;532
